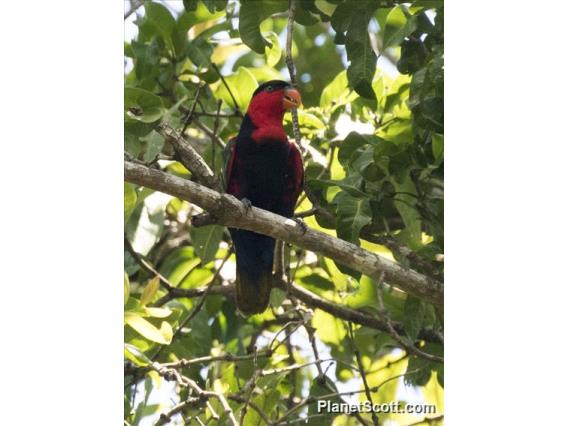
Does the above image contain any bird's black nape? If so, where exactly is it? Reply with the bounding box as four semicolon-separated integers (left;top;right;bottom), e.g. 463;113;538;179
252;80;293;98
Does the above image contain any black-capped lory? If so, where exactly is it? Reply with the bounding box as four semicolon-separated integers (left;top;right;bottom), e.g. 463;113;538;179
224;80;304;316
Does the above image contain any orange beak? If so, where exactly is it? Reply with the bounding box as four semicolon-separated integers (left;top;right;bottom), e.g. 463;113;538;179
282;87;302;110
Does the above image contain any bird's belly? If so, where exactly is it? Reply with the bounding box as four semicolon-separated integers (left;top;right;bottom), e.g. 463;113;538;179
239;142;289;210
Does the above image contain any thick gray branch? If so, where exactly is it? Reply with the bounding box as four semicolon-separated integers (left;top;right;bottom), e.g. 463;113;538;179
124;161;443;306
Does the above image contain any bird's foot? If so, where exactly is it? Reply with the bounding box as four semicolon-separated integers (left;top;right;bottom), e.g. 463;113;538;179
292;217;307;234
241;198;253;215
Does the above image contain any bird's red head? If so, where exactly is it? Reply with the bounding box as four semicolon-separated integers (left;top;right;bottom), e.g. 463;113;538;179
246;80;301;141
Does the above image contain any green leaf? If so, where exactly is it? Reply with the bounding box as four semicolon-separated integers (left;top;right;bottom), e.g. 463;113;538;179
383;5;418;48
124;343;151;366
189;225;224;264
330;2;352;35
297;273;334;293
284;109;325;130
124;87;166;123
214;66;258;111
264;32;282;67
409;51;444;133
398;38;428;75
125;312;171;344
345;275;376;309
161;247;201;286
124;183;137;223
313;309;346;345
412;0;444;9
405;342;443;387
320;70;348;108
140;276;160;306
143;307;172;318
310;179;368;198
202;0;228;13
346;12;377;100
141;130;165;163
247;389;283;424
183;0;198;11
432;133;443;161
404;296;426;341
238;0;287;54
124;272;130;305
379;118;414;145
187;309;212;355
159;321;173;344
187;36;213;67
126;192;169;256
269;288;287;308
332;191;372;245
338;132;381;166
144;1;176;53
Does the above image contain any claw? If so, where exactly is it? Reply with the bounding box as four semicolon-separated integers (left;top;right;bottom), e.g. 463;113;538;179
292;217;307;234
241;197;253;214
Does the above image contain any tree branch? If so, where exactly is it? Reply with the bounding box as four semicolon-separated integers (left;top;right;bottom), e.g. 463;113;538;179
157;122;222;191
124;161;443;306
156;280;441;344
124;0;143;20
285;0;303;149
152;363;238;426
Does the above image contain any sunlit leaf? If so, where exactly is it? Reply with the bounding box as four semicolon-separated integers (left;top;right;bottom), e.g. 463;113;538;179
124;343;151;366
320;70;359;109
125;312;171;344
383;5;418;48
345;275;377;309
124;272;130;305
313;309;346;345
264;31;282;67
143;306;172;318
140;276;160;306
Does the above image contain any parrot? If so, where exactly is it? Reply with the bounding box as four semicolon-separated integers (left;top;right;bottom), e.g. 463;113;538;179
224;80;304;316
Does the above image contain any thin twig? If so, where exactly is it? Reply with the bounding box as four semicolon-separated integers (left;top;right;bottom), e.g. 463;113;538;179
194;118;227;149
403;414;444;426
285;0;303;151
273;369;424;425
212;63;242;117
182;84;204;134
158;122;221;190
212;99;223;173
161;353;270;370
124;0;144;19
152;365;238;426
304;323;324;379
228;395;273;426
348;322;379;426
124;235;174;292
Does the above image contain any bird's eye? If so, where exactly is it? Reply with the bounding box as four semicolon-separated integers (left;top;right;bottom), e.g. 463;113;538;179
266;85;274;92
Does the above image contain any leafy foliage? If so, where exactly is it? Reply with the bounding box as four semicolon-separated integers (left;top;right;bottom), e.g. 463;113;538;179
124;0;444;424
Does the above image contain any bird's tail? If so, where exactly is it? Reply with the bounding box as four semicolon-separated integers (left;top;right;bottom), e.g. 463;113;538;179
230;229;275;316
